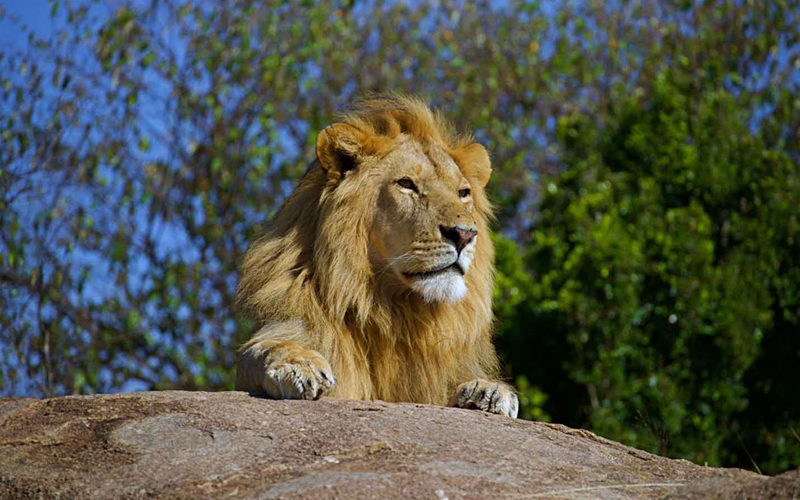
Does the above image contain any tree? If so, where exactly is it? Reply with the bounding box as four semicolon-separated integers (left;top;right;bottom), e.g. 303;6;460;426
498;73;800;470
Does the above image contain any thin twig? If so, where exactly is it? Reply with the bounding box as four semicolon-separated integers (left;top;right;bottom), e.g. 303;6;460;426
512;482;685;498
736;431;762;475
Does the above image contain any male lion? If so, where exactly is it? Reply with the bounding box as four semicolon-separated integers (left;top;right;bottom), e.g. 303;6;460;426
235;95;518;418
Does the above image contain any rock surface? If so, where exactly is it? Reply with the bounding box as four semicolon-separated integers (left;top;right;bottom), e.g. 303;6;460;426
0;391;793;499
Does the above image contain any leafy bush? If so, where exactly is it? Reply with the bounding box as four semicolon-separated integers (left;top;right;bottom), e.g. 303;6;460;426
498;73;800;469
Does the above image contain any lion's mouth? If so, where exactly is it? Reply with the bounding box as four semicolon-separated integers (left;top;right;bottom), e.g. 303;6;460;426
404;262;464;280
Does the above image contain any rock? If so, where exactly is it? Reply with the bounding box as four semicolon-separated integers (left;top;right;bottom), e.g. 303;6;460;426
0;391;790;499
663;467;800;500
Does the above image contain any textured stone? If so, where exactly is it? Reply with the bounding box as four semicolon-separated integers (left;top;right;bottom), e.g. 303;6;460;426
0;391;790;499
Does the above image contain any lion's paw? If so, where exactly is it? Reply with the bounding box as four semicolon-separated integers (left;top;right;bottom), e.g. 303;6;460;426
448;379;518;418
263;347;335;400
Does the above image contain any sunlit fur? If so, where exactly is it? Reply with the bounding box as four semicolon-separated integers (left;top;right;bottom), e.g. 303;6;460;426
237;95;503;406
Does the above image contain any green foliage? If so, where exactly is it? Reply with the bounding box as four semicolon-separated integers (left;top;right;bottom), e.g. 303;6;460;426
499;73;800;471
1;0;799;474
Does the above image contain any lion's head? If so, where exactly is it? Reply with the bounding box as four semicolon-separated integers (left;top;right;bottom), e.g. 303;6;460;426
316;103;492;304
238;95;494;328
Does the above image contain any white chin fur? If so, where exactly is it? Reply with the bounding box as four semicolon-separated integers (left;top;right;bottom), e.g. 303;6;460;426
411;273;467;303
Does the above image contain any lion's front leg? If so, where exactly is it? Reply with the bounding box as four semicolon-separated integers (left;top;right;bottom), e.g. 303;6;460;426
448;379;519;418
236;340;336;400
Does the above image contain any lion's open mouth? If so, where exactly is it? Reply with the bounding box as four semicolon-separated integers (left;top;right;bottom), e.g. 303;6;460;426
404;262;464;279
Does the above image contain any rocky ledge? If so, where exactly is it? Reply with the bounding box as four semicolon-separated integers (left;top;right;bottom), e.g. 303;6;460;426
0;391;796;499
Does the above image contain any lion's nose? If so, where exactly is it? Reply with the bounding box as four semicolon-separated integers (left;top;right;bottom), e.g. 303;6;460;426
440;225;478;253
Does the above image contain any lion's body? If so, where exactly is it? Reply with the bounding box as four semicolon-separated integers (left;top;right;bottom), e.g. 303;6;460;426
236;95;515;414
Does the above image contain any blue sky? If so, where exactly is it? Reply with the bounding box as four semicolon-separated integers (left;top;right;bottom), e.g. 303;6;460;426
2;0;52;40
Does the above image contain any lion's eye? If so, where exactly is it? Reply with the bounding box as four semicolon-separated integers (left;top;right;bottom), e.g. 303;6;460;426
397;178;418;192
459;188;471;199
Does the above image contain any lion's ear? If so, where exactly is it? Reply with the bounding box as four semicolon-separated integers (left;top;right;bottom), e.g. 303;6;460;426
316;123;365;179
453;143;492;187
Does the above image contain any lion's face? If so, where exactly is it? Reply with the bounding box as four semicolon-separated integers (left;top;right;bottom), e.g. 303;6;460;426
314;112;492;307
367;140;480;303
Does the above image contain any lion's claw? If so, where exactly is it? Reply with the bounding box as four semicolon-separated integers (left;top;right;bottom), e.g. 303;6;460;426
448;379;518;418
262;350;335;400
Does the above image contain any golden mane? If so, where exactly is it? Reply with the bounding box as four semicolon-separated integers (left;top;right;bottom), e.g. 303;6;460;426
338;94;475;151
236;95;500;406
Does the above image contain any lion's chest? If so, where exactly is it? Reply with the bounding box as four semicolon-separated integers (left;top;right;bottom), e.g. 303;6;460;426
353;331;460;406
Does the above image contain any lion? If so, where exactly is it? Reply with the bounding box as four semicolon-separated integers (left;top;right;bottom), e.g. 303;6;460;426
235;95;518;418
